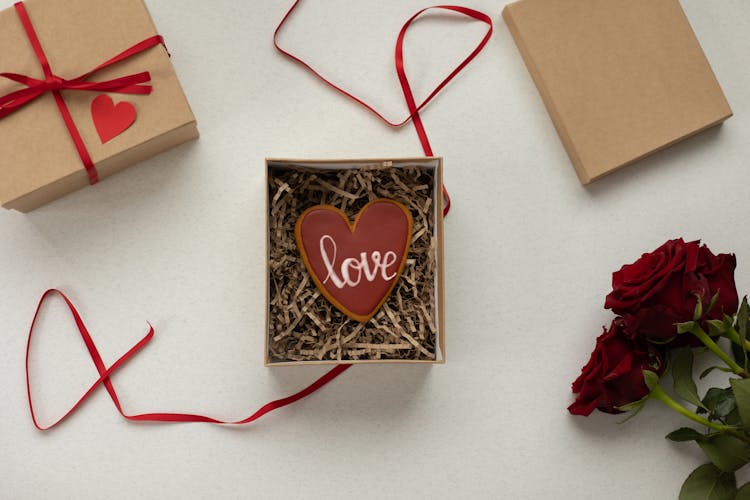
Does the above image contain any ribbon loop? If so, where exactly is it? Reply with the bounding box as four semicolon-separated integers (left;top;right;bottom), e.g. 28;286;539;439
26;289;351;430
274;2;493;216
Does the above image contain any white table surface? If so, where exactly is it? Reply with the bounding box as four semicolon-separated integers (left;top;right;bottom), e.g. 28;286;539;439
2;1;749;498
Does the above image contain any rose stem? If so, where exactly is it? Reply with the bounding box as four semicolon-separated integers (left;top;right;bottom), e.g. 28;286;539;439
649;384;750;444
691;325;749;379
722;326;750;353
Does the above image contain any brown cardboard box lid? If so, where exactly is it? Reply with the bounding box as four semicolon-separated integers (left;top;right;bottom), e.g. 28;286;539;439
0;0;196;207
503;0;732;183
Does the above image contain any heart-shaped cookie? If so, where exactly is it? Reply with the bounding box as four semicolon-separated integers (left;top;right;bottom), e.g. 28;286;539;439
295;199;413;323
91;94;137;144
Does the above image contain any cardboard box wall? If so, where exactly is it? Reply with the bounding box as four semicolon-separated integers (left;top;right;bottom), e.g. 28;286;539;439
265;158;446;366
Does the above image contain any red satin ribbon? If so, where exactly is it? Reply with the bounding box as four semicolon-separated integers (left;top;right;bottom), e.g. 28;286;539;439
25;2;492;430
27;289;352;430
274;2;494;215
0;2;165;185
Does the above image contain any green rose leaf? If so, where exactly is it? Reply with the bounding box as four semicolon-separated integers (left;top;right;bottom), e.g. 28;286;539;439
673;349;707;410
679;464;736;500
730;379;750;429
702;388;738;420
735;482;750;500
737;297;749;370
698;435;750;472
738;297;749;339
724;409;743;428
732;342;746;369
667;427;704;442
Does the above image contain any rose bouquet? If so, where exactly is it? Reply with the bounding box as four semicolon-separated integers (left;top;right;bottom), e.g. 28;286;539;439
570;239;750;499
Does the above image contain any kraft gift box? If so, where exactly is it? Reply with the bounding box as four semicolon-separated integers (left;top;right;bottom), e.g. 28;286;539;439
503;0;732;184
0;0;198;212
265;158;446;366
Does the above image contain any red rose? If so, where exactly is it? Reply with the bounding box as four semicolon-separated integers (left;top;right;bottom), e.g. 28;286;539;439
604;239;738;342
569;318;665;416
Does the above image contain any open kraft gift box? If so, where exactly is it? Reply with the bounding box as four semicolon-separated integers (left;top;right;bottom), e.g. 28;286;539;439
265;158;446;366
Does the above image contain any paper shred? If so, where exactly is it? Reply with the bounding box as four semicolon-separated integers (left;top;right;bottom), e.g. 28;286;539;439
315;179;359;200
402;331;435;359
346;343;413;350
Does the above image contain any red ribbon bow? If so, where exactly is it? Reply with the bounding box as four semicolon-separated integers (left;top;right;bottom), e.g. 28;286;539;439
0;2;165;185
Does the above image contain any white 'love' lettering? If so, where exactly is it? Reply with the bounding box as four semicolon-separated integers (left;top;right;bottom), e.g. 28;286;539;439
319;235;398;289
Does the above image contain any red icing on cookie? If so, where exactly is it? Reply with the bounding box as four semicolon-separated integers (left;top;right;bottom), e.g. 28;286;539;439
295;199;413;323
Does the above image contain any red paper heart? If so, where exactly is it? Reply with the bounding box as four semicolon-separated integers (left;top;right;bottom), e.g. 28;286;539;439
295;199;413;323
91;94;137;144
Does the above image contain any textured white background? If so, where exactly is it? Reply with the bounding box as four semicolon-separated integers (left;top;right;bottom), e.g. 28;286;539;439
1;0;749;498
